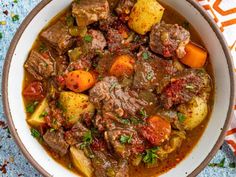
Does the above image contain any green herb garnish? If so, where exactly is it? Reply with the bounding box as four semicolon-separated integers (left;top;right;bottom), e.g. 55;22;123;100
39;43;47;53
39;111;48;118
66;16;74;27
13;0;18;3
26;101;39;113
146;71;154;81
12;14;19;22
143;147;159;164
84;35;93;42
30;128;41;139
83;131;93;144
229;162;236;168
208;158;225;168
140;108;148;118
109;83;118;92
0;32;2;39
120;135;132;144
120;119;130;125
142;52;149;60
177;112;186;123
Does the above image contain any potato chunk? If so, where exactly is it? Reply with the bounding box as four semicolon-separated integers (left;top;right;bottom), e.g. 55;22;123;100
27;98;48;127
128;0;165;35
70;146;94;177
178;96;208;130
59;92;95;125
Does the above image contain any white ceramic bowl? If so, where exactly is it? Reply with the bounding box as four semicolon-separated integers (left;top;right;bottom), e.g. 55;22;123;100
2;0;235;176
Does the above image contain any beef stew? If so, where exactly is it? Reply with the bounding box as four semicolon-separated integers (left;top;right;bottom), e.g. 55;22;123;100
22;1;214;177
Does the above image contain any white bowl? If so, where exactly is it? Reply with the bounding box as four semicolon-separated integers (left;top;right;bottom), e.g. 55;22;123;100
2;0;235;176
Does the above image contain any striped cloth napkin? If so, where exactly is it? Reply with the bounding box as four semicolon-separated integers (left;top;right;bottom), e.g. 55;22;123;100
197;0;236;154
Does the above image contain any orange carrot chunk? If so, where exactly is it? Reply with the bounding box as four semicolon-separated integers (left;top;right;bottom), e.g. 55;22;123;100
180;42;207;68
110;54;135;77
65;70;95;93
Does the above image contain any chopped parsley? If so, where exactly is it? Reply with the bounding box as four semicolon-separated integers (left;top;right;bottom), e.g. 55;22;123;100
120;119;130;125
208;158;225;168
0;32;2;39
109;83;118;92
146;71;154;81
130;117;143;125
143;147;159;164
84;35;93;42
39;43;48;53
56;101;66;112
66;16;74;27
12;14;19;22
142;52;149;60
80;131;93;149
177;112;186;123
30;128;41;139
26;101;39;113
39;111;48;118
140;108;148;118
120;135;132;144
229;162;236;168
13;0;18;3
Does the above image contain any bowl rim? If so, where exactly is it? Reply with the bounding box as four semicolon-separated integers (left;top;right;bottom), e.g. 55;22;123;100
1;0;235;177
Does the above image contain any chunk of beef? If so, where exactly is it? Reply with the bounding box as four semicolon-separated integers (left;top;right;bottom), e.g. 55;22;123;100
43;128;69;156
24;50;56;80
107;28;124;52
104;128;145;158
133;49;177;92
72;0;109;27
66;30;106;72
88;29;107;51
150;22;190;58
65;122;89;145
92;150;129;177
40;21;75;54
89;76;147;116
160;69;210;109
106;28;140;52
99;15;118;31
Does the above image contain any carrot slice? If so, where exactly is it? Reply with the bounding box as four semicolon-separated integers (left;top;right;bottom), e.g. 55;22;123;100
110;54;135;77
180;42;207;68
141;116;171;146
65;70;95;93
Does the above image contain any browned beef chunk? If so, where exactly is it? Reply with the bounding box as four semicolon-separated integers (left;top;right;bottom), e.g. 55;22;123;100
72;0;109;27
107;29;123;52
43;128;69;156
89;76;147;117
24;50;56;80
40;21;75;54
65;122;89;145
150;22;190;58
160;69;210;109
133;49;177;92
88;29;107;51
99;15;118;31
104;128;144;158
92;150;129;177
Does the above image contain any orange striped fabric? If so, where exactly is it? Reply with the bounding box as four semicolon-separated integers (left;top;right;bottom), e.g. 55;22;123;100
197;0;236;154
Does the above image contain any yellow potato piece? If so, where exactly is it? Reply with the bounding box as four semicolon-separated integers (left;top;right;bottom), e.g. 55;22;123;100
178;96;208;130
27;98;48;127
59;92;95;125
70;146;94;177
128;0;165;35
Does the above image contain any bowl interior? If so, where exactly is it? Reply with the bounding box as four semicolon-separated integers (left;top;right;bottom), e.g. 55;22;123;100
4;0;234;177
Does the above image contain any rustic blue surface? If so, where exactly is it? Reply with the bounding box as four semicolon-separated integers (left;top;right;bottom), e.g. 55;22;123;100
0;0;235;176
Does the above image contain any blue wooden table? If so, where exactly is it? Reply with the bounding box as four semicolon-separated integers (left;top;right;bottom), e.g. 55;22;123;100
0;0;235;176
